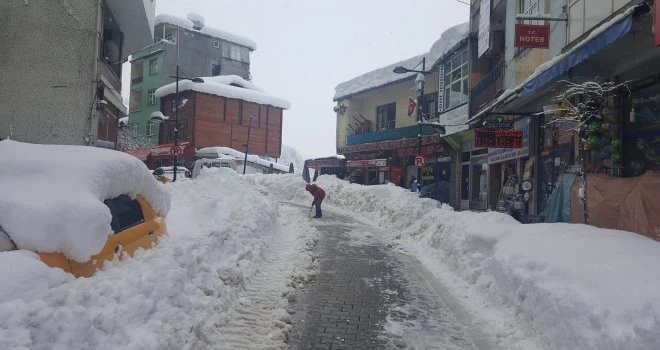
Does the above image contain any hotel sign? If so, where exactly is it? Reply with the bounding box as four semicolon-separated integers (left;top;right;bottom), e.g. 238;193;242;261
514;24;550;49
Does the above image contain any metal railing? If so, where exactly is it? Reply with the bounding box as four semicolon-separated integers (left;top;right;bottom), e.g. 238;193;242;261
469;62;504;116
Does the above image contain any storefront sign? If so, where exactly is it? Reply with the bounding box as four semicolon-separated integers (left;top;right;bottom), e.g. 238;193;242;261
338;134;443;155
483;119;514;130
475;130;523;148
346;159;387;168
438;104;469;136
478;0;491;57
514;24;550;49
305;159;346;168
488;118;530;164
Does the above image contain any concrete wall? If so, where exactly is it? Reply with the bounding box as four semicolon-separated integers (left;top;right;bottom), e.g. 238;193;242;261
0;0;100;144
159;26;251;85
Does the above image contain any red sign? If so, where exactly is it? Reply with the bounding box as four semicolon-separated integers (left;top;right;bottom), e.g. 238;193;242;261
415;156;426;167
170;146;183;155
475;129;523;149
514;24;550;49
407;97;417;116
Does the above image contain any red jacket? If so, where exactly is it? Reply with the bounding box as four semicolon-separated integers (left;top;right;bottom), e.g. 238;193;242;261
305;184;325;204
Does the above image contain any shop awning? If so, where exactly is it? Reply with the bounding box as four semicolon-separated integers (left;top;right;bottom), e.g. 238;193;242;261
125;148;151;161
522;13;633;96
468;6;640;125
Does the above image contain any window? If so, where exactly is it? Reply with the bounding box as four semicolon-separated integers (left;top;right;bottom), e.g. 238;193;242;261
213;40;220;48
131;122;139;135
443;50;469;110
222;44;230;58
146;121;155;136
148;58;159;75
231;46;241;61
104;195;145;233
426;99;437;119
212;64;221;76
148;89;157;105
376;103;396;131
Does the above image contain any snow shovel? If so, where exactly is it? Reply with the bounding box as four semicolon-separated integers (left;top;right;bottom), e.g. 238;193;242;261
308;204;314;219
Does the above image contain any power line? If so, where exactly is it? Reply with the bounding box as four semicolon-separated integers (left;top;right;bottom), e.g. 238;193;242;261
455;0;470;5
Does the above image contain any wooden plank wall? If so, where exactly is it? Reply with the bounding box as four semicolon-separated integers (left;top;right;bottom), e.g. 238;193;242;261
193;92;283;158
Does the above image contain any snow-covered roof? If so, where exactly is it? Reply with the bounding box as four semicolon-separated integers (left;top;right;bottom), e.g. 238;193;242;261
196;146;289;172
155;14;257;50
334;53;429;101
427;22;470;66
333;22;469;101
0;141;170;262
155;75;291;109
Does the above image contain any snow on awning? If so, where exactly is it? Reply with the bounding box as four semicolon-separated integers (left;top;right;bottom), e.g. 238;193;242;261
155;75;290;109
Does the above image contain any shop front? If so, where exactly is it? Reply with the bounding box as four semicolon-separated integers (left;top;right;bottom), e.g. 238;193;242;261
487;117;532;221
346;158;391;185
339;135;449;189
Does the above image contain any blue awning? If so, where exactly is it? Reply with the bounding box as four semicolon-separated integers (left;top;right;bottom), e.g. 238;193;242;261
522;14;633;96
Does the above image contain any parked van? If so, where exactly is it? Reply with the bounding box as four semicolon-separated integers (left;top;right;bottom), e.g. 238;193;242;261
192;156;239;178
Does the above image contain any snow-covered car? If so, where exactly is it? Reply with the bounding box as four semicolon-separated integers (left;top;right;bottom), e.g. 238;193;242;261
191;156;239;178
152;166;191;181
0;140;170;277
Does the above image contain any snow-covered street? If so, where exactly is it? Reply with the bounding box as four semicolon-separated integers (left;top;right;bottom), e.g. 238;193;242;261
3;171;660;349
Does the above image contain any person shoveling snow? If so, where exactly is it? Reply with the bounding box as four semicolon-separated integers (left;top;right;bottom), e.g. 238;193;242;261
305;183;325;218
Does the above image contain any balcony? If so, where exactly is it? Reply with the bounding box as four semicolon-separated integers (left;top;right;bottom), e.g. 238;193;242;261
469;62;504;116
98;60;122;92
132;77;144;84
346;125;442;146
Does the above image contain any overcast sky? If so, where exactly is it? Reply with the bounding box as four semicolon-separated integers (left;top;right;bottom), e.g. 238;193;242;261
123;0;469;160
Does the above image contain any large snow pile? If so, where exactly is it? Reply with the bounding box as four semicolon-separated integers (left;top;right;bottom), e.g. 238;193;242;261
0;141;170;262
155;74;291;109
155;13;257;50
0;170;313;349
256;174;660;350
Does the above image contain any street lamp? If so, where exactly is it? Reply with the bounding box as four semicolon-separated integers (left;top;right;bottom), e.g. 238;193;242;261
393;57;431;184
152;66;203;182
242;114;258;175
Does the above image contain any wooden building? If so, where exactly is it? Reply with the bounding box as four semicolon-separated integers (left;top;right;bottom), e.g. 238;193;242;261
155;75;290;162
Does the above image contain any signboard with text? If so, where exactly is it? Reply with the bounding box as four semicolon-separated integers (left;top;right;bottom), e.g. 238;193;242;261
475;130;523;149
488;118;530;164
514;24;550;49
478;0;491;57
346;159;387;168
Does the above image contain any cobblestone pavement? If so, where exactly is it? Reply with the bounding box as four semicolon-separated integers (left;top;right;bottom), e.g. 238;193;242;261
288;209;491;350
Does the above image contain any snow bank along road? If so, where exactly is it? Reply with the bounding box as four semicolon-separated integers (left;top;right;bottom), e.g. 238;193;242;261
3;171;660;349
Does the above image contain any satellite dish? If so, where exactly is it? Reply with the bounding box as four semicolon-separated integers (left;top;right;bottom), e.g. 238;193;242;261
522;181;533;191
